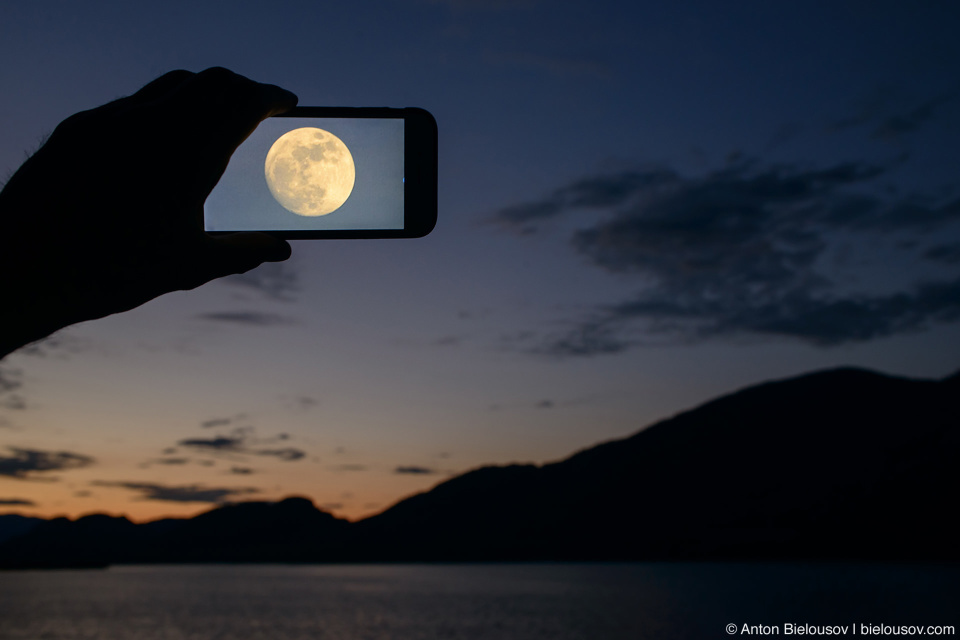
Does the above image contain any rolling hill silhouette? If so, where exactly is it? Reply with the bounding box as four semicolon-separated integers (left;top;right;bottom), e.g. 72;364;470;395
1;366;957;568
352;367;959;561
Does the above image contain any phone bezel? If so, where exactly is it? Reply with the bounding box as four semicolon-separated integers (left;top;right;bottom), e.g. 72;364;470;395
211;106;437;239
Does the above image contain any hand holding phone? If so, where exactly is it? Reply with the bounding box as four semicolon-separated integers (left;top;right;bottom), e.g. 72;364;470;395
205;107;438;239
0;67;296;358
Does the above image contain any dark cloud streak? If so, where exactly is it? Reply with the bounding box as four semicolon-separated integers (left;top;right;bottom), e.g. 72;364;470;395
178;436;244;452
925;242;960;265
493;159;960;354
871;92;956;140
201;418;233;429
394;466;437;475
493;168;677;229
176;431;306;462
255;448;305;461
0;367;27;411
224;261;300;301
92;481;258;504
830;89;957;140
228;467;254;475
0;368;22;394
0;447;95;479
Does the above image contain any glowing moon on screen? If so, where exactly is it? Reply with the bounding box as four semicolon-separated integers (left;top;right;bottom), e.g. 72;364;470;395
264;127;355;216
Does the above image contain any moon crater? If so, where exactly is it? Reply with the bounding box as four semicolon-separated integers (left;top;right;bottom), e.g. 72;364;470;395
264;127;355;216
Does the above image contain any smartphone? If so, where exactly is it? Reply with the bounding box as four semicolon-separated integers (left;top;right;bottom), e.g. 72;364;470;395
205;107;437;238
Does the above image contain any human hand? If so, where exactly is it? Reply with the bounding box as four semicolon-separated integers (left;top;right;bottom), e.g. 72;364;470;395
0;68;297;358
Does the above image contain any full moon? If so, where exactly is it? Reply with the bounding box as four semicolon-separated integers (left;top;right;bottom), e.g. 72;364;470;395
264;127;355;216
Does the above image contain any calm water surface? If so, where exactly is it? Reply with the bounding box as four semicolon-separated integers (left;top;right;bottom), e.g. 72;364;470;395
0;563;956;639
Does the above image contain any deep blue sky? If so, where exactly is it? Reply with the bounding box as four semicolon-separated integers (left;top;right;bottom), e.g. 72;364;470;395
2;1;959;520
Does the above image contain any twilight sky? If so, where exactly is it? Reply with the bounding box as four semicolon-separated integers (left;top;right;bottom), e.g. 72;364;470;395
2;1;959;521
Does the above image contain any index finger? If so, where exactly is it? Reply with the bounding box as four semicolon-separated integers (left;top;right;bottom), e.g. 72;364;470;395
164;67;299;156
151;68;299;204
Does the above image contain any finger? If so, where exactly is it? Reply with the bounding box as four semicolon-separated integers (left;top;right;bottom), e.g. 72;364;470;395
129;233;289;298
127;69;196;104
156;68;298;200
212;232;292;263
186;233;292;288
45;70;199;143
165;67;298;155
76;70;197;120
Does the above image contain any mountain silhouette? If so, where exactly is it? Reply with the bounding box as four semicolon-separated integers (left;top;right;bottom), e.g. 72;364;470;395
352;367;959;561
0;514;44;545
1;366;957;568
0;497;349;568
0;513;139;568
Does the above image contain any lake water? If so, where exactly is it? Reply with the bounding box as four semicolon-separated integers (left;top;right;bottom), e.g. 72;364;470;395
0;563;956;639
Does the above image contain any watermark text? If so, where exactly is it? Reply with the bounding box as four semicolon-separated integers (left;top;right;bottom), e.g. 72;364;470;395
726;623;956;636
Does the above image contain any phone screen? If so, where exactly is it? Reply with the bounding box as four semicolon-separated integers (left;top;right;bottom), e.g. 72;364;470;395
205;116;405;233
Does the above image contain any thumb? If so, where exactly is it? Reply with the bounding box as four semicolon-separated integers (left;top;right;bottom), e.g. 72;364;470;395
179;233;292;289
213;232;292;263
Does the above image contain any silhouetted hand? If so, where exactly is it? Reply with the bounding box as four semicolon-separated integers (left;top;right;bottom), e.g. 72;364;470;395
0;68;297;359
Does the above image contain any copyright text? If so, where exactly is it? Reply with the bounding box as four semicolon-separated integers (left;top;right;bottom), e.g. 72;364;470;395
726;623;955;636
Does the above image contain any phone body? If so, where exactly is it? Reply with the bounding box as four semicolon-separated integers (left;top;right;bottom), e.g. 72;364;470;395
205;107;437;238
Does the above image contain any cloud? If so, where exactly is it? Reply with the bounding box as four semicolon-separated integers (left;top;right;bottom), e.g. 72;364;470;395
0;498;36;506
829;86;896;132
228;466;254;475
255;448;305;461
293;396;317;409
1;395;26;411
201;418;233;429
195;311;295;326
176;430;306;462
224;261;300;301
511;322;630;358
0;367;27;411
178;436;244;453
394;466;437;475
280;395;318;411
830;88;957;140
92;481;257;504
492;168;678;231
925;243;960;265
871;93;956;140
11;331;91;359
0;367;22;394
492;160;960;352
0;447;95;479
570;275;960;348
